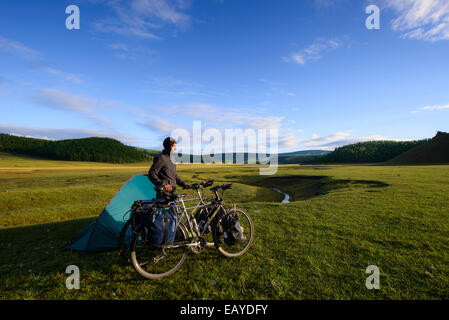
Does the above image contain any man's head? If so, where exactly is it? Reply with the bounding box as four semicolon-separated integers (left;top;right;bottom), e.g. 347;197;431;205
163;137;177;153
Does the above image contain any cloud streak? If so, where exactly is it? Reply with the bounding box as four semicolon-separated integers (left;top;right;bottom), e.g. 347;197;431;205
412;102;449;113
423;103;449;110
0;36;42;59
283;38;344;65
298;131;390;150
0;35;84;84
137;116;183;134
258;79;296;97
29;88;115;128
152;103;284;131
384;0;449;41
0;123;138;144
41;67;84;84
94;0;192;39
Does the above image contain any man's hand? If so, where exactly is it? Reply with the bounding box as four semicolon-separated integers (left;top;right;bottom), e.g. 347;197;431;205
164;184;173;192
183;184;191;189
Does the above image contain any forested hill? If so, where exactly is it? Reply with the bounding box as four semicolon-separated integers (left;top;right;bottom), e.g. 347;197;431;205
306;139;429;164
0;134;152;163
386;132;449;164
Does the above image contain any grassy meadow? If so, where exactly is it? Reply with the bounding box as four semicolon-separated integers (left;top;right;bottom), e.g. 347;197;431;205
0;152;448;299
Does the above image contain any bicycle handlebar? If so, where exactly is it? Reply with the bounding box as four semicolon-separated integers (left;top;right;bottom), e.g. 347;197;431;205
154;186;188;201
210;183;232;192
190;180;215;190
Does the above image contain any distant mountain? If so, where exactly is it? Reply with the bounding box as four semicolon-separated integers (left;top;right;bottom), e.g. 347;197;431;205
139;148;162;158
306;139;429;164
157;151;328;164
0;134;152;163
386;132;449;165
279;150;331;156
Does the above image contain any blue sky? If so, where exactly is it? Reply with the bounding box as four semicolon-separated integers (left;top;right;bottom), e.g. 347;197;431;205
0;0;448;152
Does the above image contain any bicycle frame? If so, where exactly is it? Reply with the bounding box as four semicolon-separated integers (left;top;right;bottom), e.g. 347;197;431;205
129;183;253;280
160;188;227;249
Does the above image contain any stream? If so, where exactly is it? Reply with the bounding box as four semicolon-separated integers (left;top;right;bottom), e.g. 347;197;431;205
272;188;290;203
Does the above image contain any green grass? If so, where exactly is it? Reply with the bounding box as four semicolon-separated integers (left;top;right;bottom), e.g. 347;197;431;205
1;156;448;299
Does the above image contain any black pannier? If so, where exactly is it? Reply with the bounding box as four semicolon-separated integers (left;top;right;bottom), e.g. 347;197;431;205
220;211;247;246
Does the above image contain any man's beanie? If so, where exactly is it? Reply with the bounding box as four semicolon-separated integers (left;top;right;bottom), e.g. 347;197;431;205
163;137;177;151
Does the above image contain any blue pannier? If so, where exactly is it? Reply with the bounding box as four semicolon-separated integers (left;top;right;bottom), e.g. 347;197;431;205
150;208;178;247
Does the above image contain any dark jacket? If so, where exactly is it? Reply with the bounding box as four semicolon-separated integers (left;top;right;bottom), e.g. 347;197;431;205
148;149;187;189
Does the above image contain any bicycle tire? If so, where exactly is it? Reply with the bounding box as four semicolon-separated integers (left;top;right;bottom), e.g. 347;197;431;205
212;207;254;258
130;222;189;280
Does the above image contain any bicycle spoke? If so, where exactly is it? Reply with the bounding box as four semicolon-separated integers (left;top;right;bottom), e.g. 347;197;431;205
130;223;188;279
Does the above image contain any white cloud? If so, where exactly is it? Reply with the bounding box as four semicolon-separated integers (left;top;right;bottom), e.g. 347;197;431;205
94;0;192;39
147;76;202;88
29;88;115;128
313;0;349;8
283;38;344;65
301;131;351;145
0;36;42;59
258;78;297;97
108;42;157;60
151;103;284;131
423;103;449;110
41;67;84;84
144;76;226;97
411;102;449;113
278;133;300;148
0;123;138;144
131;0;191;26
297;131;390;150
137;116;183;134
258;79;277;86
385;0;449;41
0;35;84;84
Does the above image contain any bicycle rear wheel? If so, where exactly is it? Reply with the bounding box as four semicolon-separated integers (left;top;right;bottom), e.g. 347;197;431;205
213;207;254;258
119;219;132;262
130;222;189;279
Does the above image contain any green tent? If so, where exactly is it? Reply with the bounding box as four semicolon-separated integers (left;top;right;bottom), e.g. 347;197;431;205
67;174;156;252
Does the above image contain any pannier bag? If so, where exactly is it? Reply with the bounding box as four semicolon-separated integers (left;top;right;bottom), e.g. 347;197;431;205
150;208;178;247
221;211;247;246
131;200;178;247
195;208;211;235
131;200;153;230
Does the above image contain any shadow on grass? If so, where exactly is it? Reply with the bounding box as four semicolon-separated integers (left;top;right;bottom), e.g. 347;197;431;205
0;217;225;282
227;174;390;202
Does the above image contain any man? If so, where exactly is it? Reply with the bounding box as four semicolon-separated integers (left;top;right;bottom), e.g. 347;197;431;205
148;137;190;199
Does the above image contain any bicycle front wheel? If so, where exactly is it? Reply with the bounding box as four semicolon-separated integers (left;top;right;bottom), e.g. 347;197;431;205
213;207;254;258
130;222;189;280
